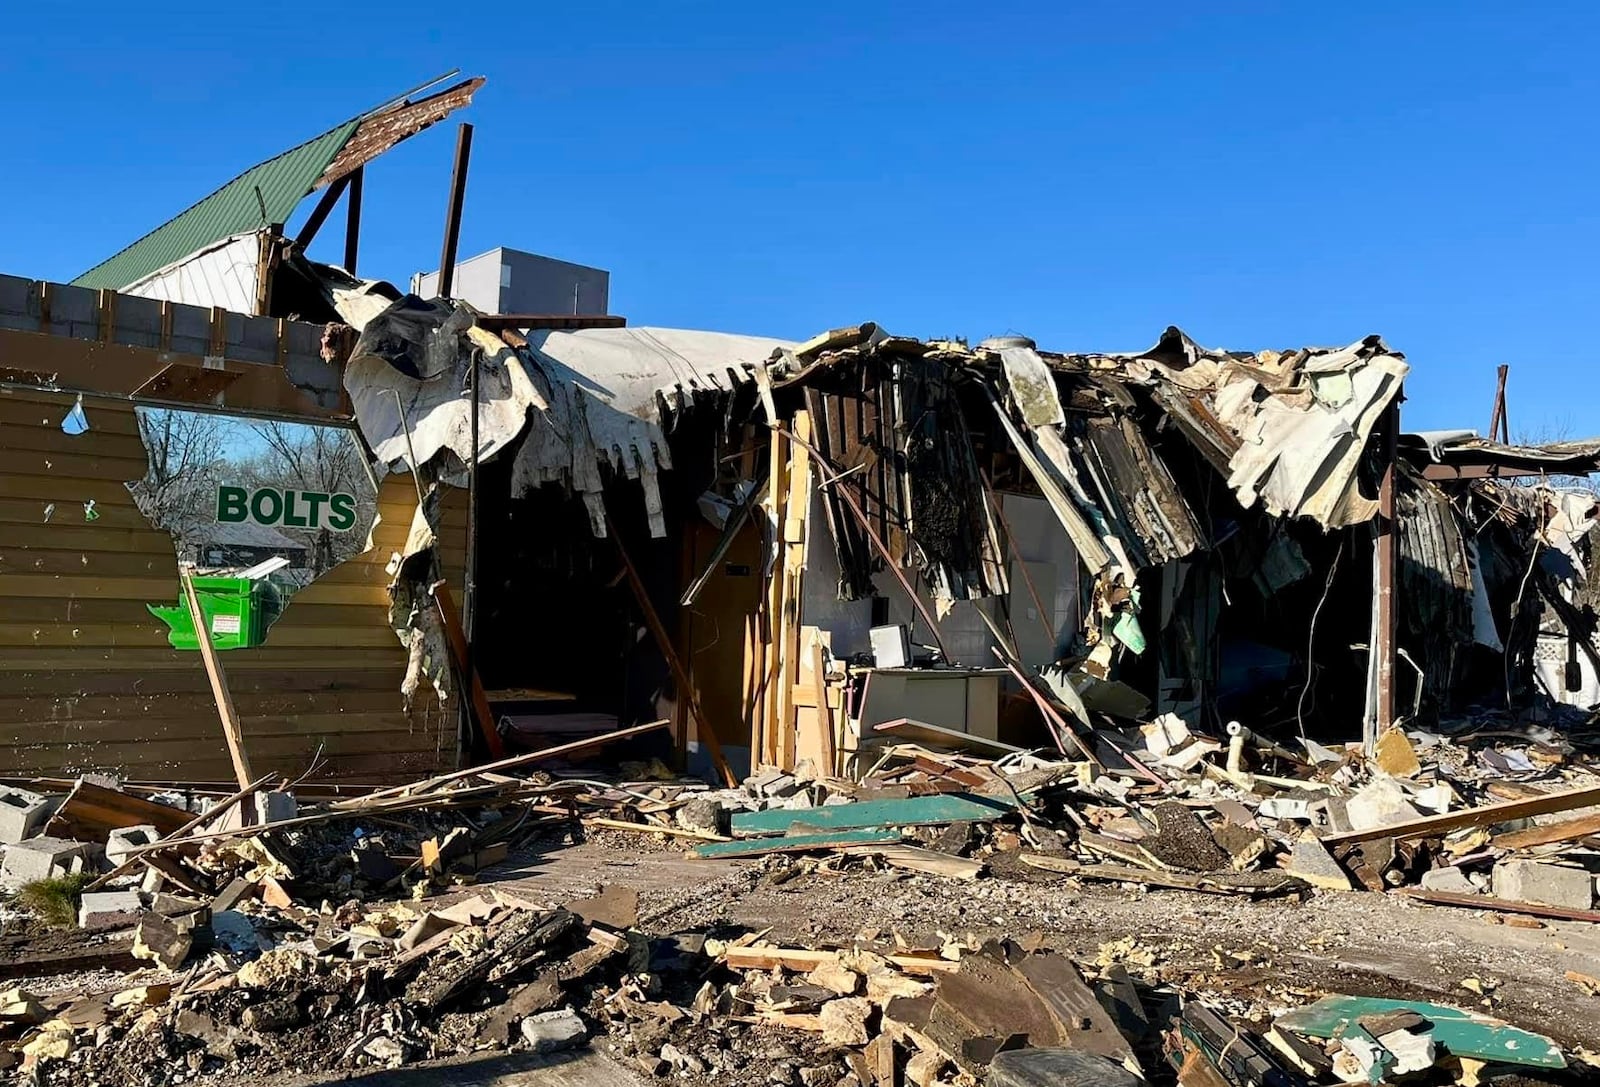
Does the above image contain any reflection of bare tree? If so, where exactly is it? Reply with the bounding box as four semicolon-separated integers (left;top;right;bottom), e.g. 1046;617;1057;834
130;408;377;581
128;409;227;553
244;421;376;576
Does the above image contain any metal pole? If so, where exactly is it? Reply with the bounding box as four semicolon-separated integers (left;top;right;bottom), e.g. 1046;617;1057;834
1374;400;1400;739
436;123;473;298
464;347;480;761
344;166;363;275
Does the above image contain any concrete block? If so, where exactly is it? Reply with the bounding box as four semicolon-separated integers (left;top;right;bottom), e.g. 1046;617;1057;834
78;890;143;930
1346;777;1422;831
214;790;299;833
0;787;51;844
519;1008;587;1054
257;790;297;824
1420;867;1477;894
1;836;94;882
1493;859;1594;910
106;825;160;867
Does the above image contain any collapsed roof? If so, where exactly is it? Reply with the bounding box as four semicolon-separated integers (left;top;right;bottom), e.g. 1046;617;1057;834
73;76;484;292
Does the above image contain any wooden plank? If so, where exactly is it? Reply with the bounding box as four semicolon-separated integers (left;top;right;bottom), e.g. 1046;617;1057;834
0;447;155;481
1322;783;1600;846
0;664;403;698
45;779;193;840
873;718;1027;757
723;946;958;976
0;327;348;421
0;646;405;669
811;638;836;777
330;718;672;808
1493;812;1600;850
432;581;504;760
731;792;1015;838
0;711;423;746
840;842;984;880
180;566;254;789
0;426;148;459
760;426;789;767
611;531;736;788
1399;887;1600;923
693;829;903;859
85;772;275;890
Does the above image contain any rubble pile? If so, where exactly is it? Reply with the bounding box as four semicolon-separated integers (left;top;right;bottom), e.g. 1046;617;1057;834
4;711;1600;1084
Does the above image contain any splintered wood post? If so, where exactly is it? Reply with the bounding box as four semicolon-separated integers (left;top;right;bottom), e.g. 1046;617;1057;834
179;567;254;790
760;426;791;766
810;637;837;776
1489;363;1510;444
611;528;738;788
431;581;505;760
775;410;813;772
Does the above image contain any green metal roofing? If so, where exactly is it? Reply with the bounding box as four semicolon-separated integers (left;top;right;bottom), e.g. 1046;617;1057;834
73;119;363;291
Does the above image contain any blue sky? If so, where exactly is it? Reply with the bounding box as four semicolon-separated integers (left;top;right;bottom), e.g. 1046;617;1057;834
3;3;1596;434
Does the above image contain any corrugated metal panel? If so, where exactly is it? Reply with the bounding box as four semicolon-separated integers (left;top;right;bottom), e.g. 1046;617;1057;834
121;232;263;313
0;387;461;782
73;120;361;291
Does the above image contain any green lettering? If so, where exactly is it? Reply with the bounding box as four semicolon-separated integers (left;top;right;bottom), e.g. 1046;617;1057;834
303;491;329;529
281;489;309;528
216;485;249;524
251;488;283;525
327;493;357;532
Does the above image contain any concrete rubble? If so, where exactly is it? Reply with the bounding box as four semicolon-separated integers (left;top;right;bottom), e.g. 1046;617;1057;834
1;727;1598;1087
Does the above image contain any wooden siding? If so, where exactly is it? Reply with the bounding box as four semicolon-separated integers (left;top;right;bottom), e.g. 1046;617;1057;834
0;386;467;783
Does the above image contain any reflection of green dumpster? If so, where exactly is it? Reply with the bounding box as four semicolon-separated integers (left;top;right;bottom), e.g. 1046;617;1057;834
147;576;285;651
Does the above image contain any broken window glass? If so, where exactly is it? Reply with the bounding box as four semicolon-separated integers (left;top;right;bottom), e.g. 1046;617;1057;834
128;406;378;647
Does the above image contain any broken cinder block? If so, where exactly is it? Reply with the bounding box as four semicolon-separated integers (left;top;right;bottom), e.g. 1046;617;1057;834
0;786;52;844
0;835;94;882
78;889;144;930
1493;859;1594;910
105;824;160;867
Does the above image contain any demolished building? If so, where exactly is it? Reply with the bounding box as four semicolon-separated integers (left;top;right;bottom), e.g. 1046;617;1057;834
2;76;1599;793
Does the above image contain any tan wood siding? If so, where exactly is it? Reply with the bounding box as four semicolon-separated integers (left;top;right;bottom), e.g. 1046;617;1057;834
0;386;466;783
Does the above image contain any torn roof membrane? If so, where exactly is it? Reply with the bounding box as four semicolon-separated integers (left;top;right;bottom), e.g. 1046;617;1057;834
332;275;1411;566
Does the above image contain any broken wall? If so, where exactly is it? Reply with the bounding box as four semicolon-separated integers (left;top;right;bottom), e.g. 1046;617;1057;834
798;492;1080;670
0;386;464;782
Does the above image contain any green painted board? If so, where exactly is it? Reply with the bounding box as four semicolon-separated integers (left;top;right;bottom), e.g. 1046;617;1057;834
1276;996;1564;1069
693;829;903;859
730;793;1016;838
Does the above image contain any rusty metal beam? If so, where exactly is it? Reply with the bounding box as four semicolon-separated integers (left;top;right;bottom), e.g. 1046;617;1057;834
473;313;627;332
293;173;352;248
435;123;473;299
344;167;363;274
1418;462;1600;481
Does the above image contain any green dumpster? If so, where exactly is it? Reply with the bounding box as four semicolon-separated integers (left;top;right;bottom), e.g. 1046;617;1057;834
147;575;285;651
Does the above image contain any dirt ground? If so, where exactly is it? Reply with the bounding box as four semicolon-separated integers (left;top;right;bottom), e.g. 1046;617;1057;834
12;832;1600;1086
486;834;1600;1053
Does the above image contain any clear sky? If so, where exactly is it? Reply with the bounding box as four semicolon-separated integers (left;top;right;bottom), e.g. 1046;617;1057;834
3;3;1595;434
